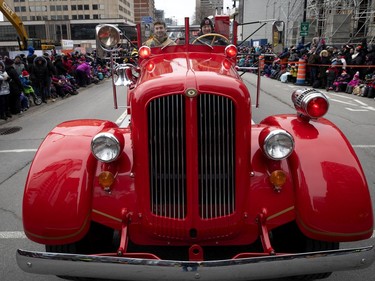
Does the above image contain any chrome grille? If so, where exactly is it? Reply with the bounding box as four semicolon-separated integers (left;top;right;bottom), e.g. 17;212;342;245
148;95;187;219
198;94;235;219
148;94;235;220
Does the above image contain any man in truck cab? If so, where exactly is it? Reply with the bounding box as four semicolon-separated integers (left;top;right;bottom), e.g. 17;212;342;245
143;20;176;48
193;17;229;46
198;17;214;35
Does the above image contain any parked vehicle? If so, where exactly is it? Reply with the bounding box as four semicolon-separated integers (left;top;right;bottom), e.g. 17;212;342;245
17;16;374;281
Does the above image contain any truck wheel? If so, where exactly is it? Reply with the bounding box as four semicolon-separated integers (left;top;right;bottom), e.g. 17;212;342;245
46;222;116;281
271;221;339;281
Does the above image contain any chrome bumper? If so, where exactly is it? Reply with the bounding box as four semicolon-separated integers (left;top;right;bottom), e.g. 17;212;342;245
17;246;375;281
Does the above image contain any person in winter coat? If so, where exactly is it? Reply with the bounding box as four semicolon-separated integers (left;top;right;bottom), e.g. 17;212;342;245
75;59;92;87
13;55;26;76
4;57;23;114
346;71;361;95
53;55;67;75
319;49;331;89
333;70;351;92
62;55;75;75
278;48;290;70
42;53;57;99
143;20;176;48
349;45;366;78
30;56;50;103
0;61;11;120
364;45;375;76
26;46;37;72
307;47;320;86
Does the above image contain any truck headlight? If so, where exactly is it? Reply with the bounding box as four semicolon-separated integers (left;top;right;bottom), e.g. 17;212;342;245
91;132;122;163
259;128;294;160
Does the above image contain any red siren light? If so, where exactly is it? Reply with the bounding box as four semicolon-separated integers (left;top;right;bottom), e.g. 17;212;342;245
292;89;329;119
139;46;151;59
306;96;329;118
225;45;238;58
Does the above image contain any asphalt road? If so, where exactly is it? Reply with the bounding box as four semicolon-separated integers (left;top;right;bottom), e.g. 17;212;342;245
0;74;374;281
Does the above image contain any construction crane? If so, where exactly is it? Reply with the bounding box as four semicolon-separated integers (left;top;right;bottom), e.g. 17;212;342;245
0;0;54;50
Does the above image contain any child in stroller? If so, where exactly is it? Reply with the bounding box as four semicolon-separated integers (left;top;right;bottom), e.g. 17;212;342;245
20;70;42;106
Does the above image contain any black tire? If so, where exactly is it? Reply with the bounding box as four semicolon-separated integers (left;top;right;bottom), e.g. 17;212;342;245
33;95;43;106
46;222;117;281
271;222;339;281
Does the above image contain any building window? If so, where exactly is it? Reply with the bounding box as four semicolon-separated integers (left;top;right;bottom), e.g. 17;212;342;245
14;6;26;12
29;6;48;12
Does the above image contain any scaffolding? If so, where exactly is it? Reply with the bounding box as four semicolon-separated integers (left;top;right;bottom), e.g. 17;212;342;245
273;0;375;46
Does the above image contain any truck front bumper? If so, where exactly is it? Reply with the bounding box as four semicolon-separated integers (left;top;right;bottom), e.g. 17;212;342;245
17;246;374;281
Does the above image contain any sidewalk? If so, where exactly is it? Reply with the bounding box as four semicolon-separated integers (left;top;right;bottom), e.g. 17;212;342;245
0;82;97;127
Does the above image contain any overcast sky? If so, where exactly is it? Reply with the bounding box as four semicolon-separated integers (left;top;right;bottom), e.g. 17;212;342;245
154;0;195;24
155;0;232;24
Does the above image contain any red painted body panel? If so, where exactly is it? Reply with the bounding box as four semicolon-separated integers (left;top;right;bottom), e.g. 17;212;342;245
260;115;373;241
23;119;121;244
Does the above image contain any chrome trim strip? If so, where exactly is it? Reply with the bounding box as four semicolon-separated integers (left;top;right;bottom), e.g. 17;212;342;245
17;246;375;281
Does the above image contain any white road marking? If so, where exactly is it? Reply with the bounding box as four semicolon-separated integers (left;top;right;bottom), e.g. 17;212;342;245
330;98;358;106
346;108;369;112
115;111;127;125
0;149;37;153
0;231;26;239
352;145;375;148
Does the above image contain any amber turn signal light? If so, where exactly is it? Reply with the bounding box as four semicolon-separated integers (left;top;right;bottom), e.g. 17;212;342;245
269;170;287;189
99;171;115;192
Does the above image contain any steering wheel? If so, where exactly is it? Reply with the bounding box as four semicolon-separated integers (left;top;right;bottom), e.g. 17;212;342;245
192;33;230;46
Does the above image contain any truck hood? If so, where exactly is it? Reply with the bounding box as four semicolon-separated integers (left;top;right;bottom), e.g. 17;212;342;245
136;52;241;95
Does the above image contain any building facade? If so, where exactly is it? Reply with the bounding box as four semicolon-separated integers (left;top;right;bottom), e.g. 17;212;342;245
195;0;224;24
237;0;375;50
134;0;155;24
0;0;159;52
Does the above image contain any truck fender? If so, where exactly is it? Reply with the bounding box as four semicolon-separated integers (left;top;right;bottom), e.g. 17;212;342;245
260;115;373;242
23;119;118;245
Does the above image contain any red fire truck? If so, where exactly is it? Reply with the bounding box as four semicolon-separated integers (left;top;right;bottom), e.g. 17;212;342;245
17;16;374;281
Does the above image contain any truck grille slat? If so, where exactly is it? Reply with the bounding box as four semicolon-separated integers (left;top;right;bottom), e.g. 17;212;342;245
148;95;186;219
198;94;235;219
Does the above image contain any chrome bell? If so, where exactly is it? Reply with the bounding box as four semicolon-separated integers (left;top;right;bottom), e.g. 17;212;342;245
114;64;136;86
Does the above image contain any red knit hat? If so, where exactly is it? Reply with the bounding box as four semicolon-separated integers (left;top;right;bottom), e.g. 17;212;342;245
22;70;30;77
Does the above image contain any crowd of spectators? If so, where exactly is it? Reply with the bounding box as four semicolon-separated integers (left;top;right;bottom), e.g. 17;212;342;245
0;47;111;121
238;38;375;99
